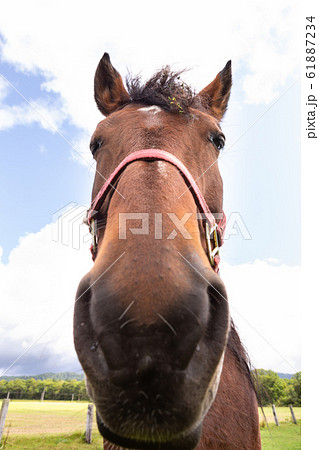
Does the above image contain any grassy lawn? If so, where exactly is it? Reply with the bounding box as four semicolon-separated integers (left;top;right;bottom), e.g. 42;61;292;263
2;401;99;435
258;407;301;449
259;406;301;425
1;431;103;449
1;400;103;448
1;401;301;448
260;422;301;449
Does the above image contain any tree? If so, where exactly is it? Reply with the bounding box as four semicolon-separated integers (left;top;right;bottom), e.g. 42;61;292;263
25;378;38;399
256;369;286;405
280;372;301;406
0;380;8;397
7;379;26;399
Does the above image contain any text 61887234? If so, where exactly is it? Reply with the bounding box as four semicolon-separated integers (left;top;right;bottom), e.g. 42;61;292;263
306;16;317;138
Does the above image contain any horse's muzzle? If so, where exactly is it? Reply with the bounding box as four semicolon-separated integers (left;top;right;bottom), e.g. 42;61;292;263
74;270;229;446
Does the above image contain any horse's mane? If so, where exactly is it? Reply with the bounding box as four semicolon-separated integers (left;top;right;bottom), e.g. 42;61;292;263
228;319;260;404
126;67;204;116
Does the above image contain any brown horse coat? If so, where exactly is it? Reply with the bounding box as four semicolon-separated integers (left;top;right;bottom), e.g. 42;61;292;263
74;53;261;449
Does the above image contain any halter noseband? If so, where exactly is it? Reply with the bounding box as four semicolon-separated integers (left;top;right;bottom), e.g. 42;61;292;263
85;149;226;273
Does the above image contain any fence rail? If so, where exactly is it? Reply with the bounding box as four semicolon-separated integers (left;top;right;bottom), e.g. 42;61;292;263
0;391;90;401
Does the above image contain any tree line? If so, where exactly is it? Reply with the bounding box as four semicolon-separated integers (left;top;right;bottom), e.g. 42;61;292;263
255;370;301;406
0;378;90;401
0;370;301;406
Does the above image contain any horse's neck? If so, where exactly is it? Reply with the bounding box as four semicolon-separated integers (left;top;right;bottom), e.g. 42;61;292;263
197;345;261;449
103;346;261;450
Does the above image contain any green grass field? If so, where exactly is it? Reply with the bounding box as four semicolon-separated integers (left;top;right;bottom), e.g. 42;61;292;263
260;423;301;449
1;401;103;449
1;401;301;448
259;407;301;449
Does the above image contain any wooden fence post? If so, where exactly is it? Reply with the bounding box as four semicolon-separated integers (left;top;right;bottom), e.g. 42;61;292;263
86;403;94;444
289;404;297;424
0;399;10;443
271;404;280;426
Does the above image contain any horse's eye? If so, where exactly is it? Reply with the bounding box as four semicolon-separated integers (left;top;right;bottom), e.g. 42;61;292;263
90;138;103;156
208;133;225;151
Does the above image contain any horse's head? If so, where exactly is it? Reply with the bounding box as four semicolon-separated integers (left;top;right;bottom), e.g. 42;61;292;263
74;53;232;449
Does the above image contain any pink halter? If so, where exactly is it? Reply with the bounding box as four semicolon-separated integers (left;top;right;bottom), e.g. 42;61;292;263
86;149;226;273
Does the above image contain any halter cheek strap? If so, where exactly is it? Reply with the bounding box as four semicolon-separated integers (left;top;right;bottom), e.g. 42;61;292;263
86;149;226;273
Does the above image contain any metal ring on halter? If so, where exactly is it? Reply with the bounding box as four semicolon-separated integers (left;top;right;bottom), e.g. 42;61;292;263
205;221;220;269
212;223;219;250
91;218;98;256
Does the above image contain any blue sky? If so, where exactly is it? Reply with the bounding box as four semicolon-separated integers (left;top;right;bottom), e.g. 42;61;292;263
0;1;301;377
221;74;300;266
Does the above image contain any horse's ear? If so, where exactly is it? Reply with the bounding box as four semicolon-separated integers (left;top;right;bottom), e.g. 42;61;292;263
94;53;131;116
198;61;232;120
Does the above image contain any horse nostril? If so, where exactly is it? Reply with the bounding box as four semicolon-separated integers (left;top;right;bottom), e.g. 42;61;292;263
90;341;99;352
137;355;153;374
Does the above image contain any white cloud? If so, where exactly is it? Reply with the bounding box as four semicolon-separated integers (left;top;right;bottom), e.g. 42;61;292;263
0;209;93;376
0;97;68;131
0;76;9;102
220;259;300;373
0;213;300;375
0;0;300;139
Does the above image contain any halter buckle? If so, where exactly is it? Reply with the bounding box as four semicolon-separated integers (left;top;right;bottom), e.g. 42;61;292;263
90;218;98;256
205;221;220;268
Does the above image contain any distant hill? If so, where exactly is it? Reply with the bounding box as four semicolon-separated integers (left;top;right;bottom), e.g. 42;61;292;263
277;372;294;379
0;371;84;381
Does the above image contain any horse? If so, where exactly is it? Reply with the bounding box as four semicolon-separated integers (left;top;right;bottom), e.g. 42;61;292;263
74;53;261;449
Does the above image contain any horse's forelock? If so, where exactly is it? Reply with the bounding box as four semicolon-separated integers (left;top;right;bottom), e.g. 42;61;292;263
125;67;204;116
